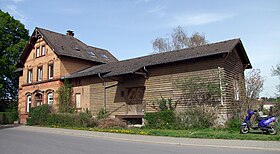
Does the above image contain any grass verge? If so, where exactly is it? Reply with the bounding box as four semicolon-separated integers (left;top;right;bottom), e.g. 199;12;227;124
48;125;280;141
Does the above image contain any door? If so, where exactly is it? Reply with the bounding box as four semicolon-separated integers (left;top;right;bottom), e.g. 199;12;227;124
126;87;146;115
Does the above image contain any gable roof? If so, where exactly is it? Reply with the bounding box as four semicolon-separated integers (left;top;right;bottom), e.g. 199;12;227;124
65;38;251;79
17;27;118;67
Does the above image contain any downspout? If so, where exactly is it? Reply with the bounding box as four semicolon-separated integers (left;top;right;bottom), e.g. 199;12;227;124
98;73;106;112
218;67;224;106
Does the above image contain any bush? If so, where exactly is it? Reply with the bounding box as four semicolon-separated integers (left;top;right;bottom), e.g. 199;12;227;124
152;96;176;111
47;113;79;127
144;110;175;129
97;108;108;120
175;106;218;129
226;118;241;131
0;112;18;124
98;118;127;128
47;112;97;128
27;105;50;125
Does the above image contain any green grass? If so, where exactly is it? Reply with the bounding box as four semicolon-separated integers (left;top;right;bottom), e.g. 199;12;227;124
47;125;280;141
96;128;280;141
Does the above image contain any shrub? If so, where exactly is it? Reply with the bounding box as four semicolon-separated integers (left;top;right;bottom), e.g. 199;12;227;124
98;118;127;129
152;96;177;111
47;112;97;128
274;103;280;117
57;80;75;113
97;108;108;120
47;113;80;127
225;118;241;131
144;110;175;129
27;105;50;125
175;106;218;129
0;112;18;124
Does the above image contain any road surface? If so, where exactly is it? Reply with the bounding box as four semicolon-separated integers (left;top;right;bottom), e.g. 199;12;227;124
0;125;279;154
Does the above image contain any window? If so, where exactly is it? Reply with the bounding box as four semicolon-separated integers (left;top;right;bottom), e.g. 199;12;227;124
27;69;32;84
47;93;53;105
41;46;46;56
48;64;53;79
233;79;240;101
37;66;43;81
75;93;81;108
26;95;32;112
35;93;43;106
36;47;40;57
100;53;108;59
87;51;95;57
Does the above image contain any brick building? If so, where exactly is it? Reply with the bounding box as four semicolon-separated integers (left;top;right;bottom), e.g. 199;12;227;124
17;27;252;123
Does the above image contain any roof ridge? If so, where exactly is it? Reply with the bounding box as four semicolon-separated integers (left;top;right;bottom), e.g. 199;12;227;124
113;38;241;63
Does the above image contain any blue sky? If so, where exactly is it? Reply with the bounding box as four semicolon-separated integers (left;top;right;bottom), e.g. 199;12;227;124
1;0;280;97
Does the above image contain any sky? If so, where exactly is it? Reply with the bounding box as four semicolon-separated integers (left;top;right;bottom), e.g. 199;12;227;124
1;0;280;97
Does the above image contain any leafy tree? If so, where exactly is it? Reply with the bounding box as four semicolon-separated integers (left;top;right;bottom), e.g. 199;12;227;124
152;26;207;53
272;63;280;95
0;10;29;100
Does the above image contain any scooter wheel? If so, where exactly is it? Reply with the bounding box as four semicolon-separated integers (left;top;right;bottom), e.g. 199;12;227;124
268;126;277;135
240;125;249;134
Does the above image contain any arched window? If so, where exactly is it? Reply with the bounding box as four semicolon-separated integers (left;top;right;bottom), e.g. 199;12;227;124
26;95;32;112
35;93;43;106
47;93;53;105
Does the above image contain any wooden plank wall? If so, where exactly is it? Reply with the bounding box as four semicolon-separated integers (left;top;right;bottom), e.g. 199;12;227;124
223;48;246;116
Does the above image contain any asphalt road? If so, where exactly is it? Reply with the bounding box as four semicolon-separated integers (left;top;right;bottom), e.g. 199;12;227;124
0;125;279;154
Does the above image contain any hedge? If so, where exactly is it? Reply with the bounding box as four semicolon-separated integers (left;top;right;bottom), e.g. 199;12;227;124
27;105;97;127
27;104;50;125
0;112;18;124
144;110;175;129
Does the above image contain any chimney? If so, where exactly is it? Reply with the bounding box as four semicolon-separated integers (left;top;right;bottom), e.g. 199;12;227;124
66;30;74;36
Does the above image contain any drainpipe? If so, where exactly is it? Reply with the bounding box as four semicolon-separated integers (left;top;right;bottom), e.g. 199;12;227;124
218;67;224;106
98;73;106;112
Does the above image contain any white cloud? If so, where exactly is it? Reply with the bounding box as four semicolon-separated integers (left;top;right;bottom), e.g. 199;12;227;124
11;0;24;3
147;5;166;17
4;4;27;24
171;13;235;27
135;0;151;3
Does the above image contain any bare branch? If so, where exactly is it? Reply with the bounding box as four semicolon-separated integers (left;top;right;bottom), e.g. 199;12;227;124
151;26;207;53
245;69;264;99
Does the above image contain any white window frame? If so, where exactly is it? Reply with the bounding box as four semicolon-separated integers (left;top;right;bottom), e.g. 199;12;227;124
37;67;43;81
75;93;81;108
48;64;53;79
27;69;32;84
47;93;53;105
41;46;46;56
27;95;32;113
36;47;40;57
233;79;240;101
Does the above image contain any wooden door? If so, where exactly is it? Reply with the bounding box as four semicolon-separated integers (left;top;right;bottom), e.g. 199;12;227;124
126;87;145;115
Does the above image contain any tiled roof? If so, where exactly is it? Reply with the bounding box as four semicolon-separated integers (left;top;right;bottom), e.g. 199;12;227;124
17;27;118;67
66;38;251;79
36;27;118;63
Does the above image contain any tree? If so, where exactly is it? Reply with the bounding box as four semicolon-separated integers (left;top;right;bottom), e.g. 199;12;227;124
57;80;74;113
152;26;207;53
245;69;264;100
0;10;29;100
272;63;280;95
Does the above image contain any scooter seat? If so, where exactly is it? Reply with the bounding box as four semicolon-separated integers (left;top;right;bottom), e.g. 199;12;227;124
257;117;268;121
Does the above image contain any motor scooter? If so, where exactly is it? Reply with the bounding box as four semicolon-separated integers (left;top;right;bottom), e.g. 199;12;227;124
240;109;277;135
